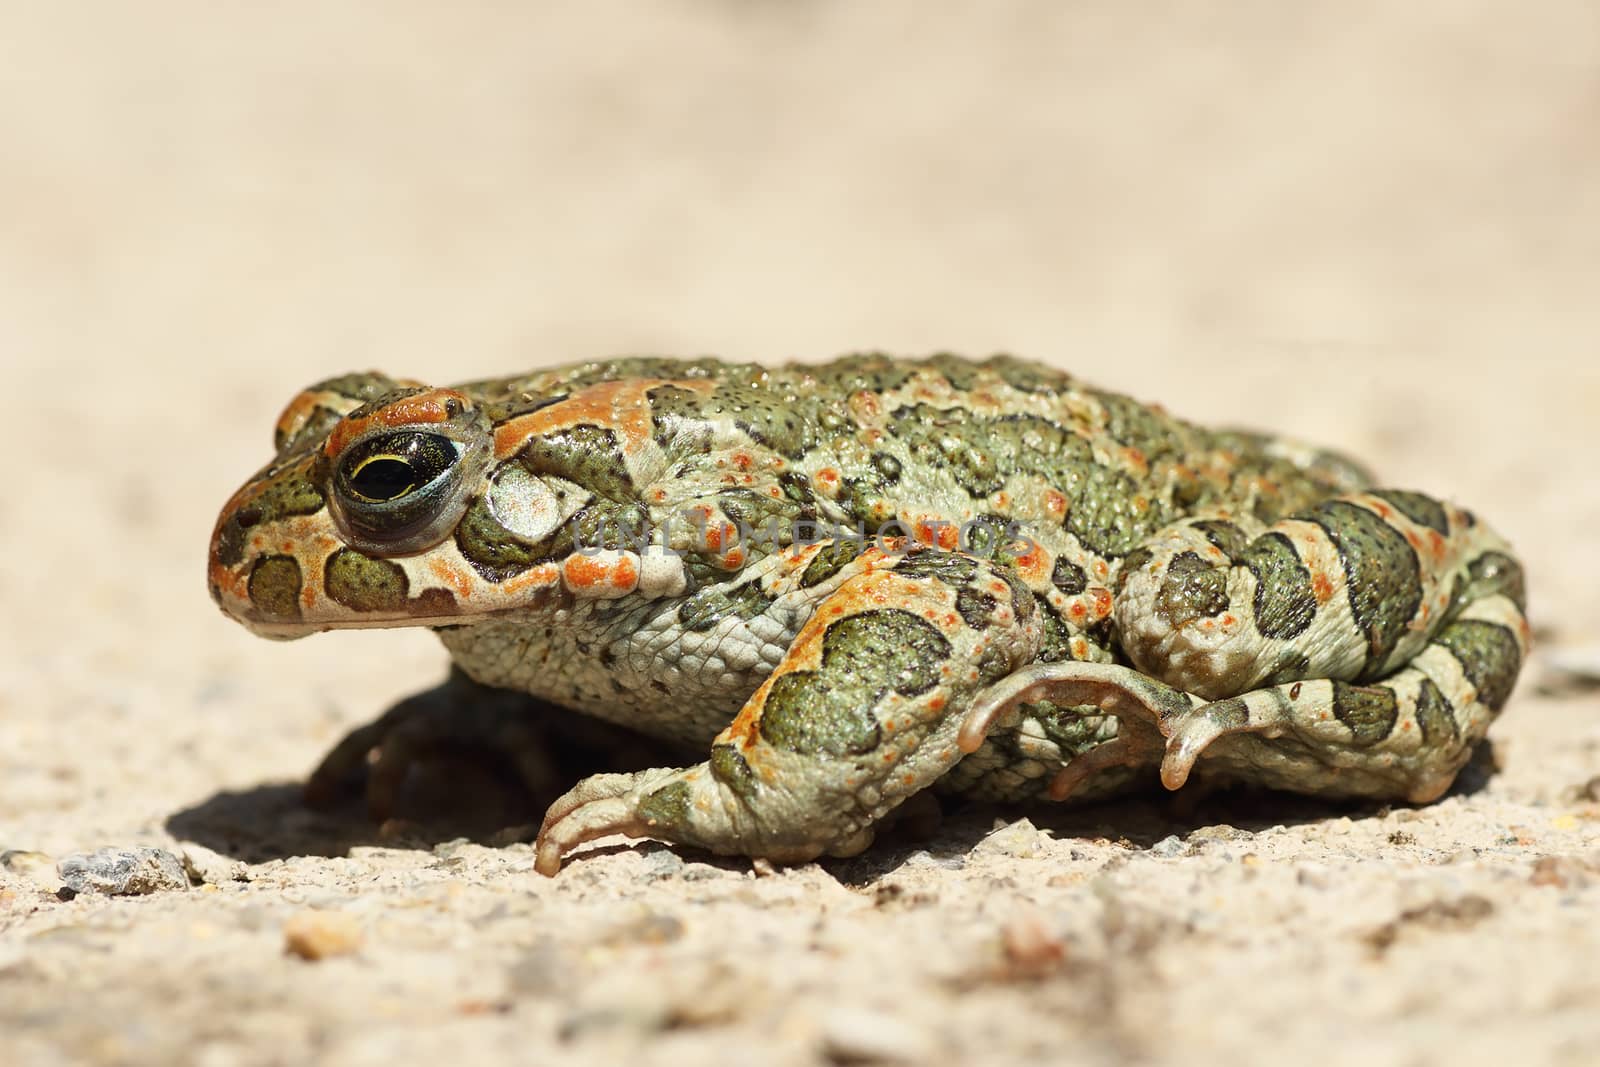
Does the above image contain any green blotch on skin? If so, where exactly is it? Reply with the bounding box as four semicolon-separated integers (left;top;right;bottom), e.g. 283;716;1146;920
1304;500;1423;675
760;609;951;757
637;780;693;828
1024;703;1115;761
253;467;326;522
810;353;918;396
709;744;757;801
216;461;327;567
801;540;861;588
714;487;804;547
325;549;409;613
1051;555;1087;596
1435;620;1522;712
652;378;821;459
1033;599;1078;664
1155;551;1230;627
982;354;1069;395
520;424;634;501
1463;551;1527;612
1090;389;1187;465
886;403;1005;497
955;587;997;631
1240;532;1316;640
1190;519;1249;562
1372;489;1450;536
454;495;539;581
247;555;303;621
676;579;776;633
1331;682;1400;746
892;551;978;585
1412;676;1460;746
1064;464;1162;557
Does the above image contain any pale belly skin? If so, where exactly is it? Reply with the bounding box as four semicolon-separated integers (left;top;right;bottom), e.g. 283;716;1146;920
208;354;1529;874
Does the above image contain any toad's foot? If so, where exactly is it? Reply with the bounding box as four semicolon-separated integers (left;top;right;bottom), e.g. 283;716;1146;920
958;662;1206;798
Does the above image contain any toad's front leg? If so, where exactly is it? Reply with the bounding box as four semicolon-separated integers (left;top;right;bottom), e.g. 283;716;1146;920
534;548;1044;875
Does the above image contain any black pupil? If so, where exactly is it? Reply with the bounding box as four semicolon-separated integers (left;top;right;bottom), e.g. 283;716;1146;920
351;458;417;501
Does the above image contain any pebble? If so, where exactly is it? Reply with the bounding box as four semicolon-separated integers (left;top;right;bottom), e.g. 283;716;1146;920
57;847;190;896
283;910;363;960
973;819;1043;859
820;1006;935;1063
1147;834;1186;858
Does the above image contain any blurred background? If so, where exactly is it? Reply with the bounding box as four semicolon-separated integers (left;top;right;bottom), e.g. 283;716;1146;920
3;0;1596;822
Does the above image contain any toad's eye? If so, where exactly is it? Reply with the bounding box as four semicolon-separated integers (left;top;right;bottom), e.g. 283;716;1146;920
339;433;456;502
330;432;475;554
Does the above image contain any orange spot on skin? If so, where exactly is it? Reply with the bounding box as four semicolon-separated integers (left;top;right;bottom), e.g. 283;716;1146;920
849;390;882;419
1090;588;1113;619
1068;602;1088;624
428;559;474;599
561;554;637;592
1014;547;1050;584
1312;571;1335;604
492;378;713;460
501;563;562;596
326;388;471;458
1043;491;1067;519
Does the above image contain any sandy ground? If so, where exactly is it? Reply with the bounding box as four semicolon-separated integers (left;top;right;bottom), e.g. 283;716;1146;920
3;3;1599;1065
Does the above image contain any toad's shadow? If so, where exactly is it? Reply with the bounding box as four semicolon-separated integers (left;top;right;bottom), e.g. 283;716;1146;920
165;753;552;862
167;738;1500;868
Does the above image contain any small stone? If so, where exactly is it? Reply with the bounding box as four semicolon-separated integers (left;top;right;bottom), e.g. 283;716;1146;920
1187;824;1251;842
180;844;248;886
283;910;363;960
1296;864;1333;889
1530;855;1592;889
57;847;190;896
1000;907;1068;978
639;849;686;881
1147;834;1185;858
974;819;1043;858
820;1006;935;1063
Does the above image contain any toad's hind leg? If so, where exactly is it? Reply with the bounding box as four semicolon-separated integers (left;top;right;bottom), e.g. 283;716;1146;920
1111;490;1527;800
534;546;1044;875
